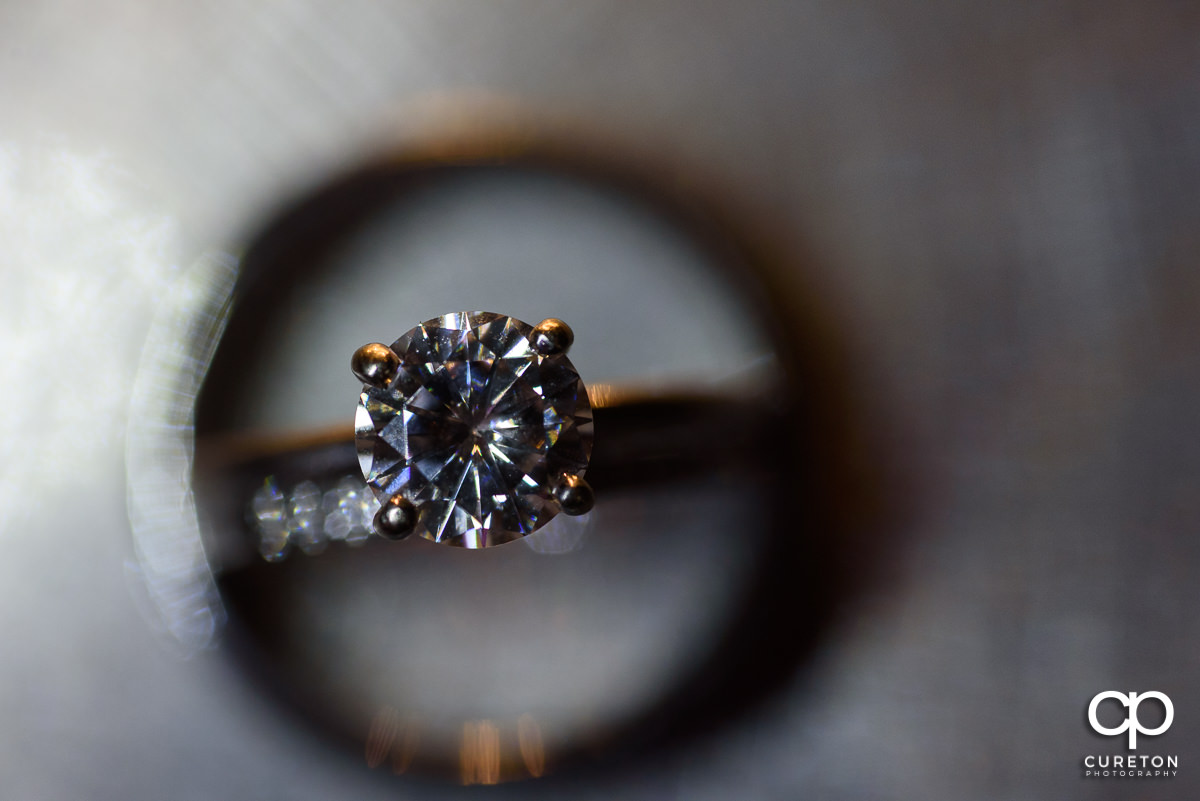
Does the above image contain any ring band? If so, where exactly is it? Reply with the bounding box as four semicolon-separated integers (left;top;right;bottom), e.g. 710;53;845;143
195;376;779;565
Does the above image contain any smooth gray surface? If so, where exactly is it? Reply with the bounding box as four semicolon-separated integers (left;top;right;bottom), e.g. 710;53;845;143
2;2;1199;798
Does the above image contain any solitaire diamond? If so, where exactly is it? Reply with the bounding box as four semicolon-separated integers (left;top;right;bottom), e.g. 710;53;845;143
354;312;593;547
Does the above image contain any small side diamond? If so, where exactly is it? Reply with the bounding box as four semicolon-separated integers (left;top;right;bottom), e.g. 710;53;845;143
250;478;289;561
322;476;377;546
288;481;326;555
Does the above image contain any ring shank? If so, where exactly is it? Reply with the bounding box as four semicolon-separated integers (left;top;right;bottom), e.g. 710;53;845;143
193;383;780;568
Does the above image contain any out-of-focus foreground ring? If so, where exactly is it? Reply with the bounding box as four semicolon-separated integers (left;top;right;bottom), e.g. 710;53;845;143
127;116;882;785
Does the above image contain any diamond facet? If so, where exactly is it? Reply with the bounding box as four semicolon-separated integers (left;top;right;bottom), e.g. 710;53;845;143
355;312;594;548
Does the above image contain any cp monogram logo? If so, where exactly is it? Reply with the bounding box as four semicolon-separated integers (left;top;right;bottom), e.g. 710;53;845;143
1088;691;1174;749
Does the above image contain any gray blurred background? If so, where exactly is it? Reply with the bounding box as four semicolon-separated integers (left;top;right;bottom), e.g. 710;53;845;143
2;1;1199;799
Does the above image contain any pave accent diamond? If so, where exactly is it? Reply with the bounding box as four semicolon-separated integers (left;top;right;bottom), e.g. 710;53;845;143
355;312;593;548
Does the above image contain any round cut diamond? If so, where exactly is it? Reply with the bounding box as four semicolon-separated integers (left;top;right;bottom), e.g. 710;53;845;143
355;312;593;548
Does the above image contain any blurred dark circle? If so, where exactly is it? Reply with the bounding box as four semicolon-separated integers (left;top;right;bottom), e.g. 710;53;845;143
189;119;885;784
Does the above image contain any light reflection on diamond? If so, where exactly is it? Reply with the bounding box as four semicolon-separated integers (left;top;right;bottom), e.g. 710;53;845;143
356;312;593;548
